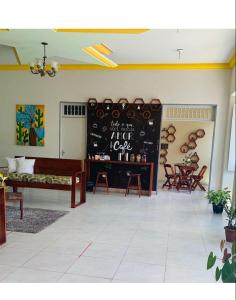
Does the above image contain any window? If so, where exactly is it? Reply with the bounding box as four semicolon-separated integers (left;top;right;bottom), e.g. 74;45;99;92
61;103;87;118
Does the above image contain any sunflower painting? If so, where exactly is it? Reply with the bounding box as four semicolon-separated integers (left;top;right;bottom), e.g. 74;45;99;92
16;104;45;146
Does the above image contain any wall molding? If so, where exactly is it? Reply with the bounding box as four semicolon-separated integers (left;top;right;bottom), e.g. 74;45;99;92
228;54;236;68
0;63;233;71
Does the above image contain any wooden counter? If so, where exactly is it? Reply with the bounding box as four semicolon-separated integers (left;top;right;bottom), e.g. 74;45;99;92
85;159;154;196
0;188;6;245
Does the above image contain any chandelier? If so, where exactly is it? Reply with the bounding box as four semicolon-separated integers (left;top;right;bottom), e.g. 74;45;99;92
30;42;58;77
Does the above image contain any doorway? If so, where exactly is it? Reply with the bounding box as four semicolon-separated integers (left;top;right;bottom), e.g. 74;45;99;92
59;102;87;159
158;104;216;191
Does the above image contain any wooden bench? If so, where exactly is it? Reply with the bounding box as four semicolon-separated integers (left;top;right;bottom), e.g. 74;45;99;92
6;157;86;208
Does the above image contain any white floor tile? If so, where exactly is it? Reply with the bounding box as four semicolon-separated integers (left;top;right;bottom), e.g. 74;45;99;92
123;245;167;266
67;256;122;278
0;265;16;281
82;241;127;259
23;250;78;272
58;273;111;283
114;261;165;282
164;265;215;283
1;267;63;283
0;247;40;267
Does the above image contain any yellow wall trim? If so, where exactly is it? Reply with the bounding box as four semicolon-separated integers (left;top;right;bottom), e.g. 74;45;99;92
54;29;149;34
0;63;231;71
228;54;236;68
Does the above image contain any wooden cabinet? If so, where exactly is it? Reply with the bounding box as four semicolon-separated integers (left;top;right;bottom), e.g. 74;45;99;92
0;188;6;245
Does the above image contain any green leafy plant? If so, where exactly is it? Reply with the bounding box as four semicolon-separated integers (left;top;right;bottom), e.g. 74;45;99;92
207;240;236;283
206;187;231;206
182;152;193;165
224;204;236;230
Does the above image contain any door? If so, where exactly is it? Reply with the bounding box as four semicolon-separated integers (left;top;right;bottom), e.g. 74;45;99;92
59;102;87;159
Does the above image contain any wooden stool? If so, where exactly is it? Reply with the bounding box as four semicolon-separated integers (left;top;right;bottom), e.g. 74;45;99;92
93;172;109;194
5;192;24;219
125;174;142;197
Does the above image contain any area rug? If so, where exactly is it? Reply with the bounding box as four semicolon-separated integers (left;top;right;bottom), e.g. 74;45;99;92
6;206;68;234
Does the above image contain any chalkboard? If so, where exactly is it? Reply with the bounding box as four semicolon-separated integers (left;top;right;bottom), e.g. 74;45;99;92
87;103;162;190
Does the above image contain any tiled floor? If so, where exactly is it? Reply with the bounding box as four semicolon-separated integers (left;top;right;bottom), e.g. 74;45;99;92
0;188;227;283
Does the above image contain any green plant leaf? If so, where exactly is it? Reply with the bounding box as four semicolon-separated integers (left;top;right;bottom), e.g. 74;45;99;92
215;267;221;281
207;252;216;270
221;261;235;283
232;242;236;255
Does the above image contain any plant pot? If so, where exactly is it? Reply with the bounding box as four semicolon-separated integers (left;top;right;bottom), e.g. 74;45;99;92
224;226;236;243
212;203;224;214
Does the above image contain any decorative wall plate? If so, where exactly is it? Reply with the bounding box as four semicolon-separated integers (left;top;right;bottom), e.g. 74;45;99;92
188;132;198;141
133;98;145;111
150;99;161;111
180;143;189;153
160;149;168;157
166;134;175;143
159;156;167;165
188;140;197;149
191;152;199;163
96;109;105;119
196;129;205;138
161;129;168;139
143;110;151;120
102;98;113;110
167;124;176;134
88;98;98;110
118;98;129;110
118;98;129;104
112;110;120;119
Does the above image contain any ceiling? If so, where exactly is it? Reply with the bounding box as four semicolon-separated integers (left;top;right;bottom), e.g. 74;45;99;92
0;29;235;66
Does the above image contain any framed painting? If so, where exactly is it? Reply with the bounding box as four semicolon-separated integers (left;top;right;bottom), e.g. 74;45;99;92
16;104;45;146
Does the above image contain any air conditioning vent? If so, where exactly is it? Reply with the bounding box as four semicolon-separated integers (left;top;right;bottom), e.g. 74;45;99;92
163;105;215;121
61;103;87;118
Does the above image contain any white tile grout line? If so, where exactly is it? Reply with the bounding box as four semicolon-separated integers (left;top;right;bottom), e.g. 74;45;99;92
163;204;171;283
109;222;141;282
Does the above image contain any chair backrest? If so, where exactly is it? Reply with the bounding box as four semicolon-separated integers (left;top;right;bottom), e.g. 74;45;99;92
178;165;194;177
198;165;207;178
163;164;175;176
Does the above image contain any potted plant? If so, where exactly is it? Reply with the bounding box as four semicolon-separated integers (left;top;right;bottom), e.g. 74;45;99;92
0;172;8;189
207;240;236;283
207;188;231;214
182;153;192;165
224;204;236;243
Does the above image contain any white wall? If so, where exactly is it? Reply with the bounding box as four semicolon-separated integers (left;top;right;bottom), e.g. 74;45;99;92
0;69;231;189
222;66;235;193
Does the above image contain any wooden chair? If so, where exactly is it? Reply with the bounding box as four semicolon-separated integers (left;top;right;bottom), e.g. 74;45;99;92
162;164;177;189
5;192;24;219
93;172;109;194
125;174;142;197
176;165;194;192
191;165;207;191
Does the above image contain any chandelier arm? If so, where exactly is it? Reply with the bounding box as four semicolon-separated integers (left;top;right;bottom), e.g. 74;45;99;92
30;68;40;75
47;69;56;77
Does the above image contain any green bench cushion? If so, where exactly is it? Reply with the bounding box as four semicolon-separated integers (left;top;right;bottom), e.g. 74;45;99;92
8;173;79;185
